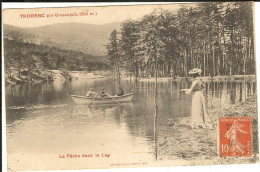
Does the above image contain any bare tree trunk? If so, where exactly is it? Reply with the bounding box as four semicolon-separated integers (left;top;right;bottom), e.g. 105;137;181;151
213;46;215;76
243;53;246;76
185;49;188;77
207;53;209;76
204;40;206;76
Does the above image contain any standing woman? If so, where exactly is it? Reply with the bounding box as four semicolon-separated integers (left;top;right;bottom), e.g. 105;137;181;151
181;68;214;129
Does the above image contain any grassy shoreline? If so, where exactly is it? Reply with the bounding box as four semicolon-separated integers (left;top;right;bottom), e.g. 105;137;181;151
157;94;258;165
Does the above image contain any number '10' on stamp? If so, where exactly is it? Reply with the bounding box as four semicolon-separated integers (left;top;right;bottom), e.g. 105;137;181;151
218;117;252;157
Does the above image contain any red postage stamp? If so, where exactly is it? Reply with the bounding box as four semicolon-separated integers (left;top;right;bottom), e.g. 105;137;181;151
218;117;252;157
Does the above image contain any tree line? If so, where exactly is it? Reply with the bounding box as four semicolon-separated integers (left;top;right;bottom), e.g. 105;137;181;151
106;2;254;78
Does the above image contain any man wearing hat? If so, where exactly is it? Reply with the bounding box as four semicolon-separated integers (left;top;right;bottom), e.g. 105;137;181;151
181;68;214;129
117;85;125;96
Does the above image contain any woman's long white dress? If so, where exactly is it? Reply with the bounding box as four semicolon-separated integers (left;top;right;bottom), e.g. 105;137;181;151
185;78;213;128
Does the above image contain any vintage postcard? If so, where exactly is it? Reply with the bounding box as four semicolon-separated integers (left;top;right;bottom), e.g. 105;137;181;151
2;2;259;172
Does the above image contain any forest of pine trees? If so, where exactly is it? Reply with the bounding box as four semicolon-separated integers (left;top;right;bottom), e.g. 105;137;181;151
106;2;255;78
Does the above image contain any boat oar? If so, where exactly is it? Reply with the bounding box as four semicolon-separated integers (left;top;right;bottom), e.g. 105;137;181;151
107;94;120;105
88;93;99;107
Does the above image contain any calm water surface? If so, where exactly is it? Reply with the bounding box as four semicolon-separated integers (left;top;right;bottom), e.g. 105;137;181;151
5;77;256;170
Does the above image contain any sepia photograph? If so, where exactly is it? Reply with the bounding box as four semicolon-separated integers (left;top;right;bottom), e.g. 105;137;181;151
2;2;259;171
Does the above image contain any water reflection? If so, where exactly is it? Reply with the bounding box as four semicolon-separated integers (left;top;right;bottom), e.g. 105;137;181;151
5;78;256;170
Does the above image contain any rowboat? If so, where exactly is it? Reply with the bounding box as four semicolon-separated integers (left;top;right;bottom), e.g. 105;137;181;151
71;93;134;105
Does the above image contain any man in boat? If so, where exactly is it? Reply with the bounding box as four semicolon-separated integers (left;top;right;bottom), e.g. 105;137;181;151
86;88;98;97
100;88;109;97
117;85;125;96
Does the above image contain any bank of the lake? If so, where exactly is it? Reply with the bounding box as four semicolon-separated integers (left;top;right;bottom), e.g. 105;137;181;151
5;67;255;86
158;94;258;165
5;69;66;85
4;69;111;86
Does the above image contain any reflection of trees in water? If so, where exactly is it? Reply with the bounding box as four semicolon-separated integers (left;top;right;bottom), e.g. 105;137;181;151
6;78;256;108
6;80;73;107
6;108;28;125
204;81;255;116
126;92;155;139
6;78;257;158
132;79;256;110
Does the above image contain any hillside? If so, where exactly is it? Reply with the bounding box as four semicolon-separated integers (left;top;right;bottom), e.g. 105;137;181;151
3;38;112;85
3;22;121;56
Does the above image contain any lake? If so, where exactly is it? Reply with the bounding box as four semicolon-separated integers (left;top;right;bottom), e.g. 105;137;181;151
5;77;256;171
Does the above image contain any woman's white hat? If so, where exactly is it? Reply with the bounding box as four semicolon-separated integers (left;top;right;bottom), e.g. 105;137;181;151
188;68;202;75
